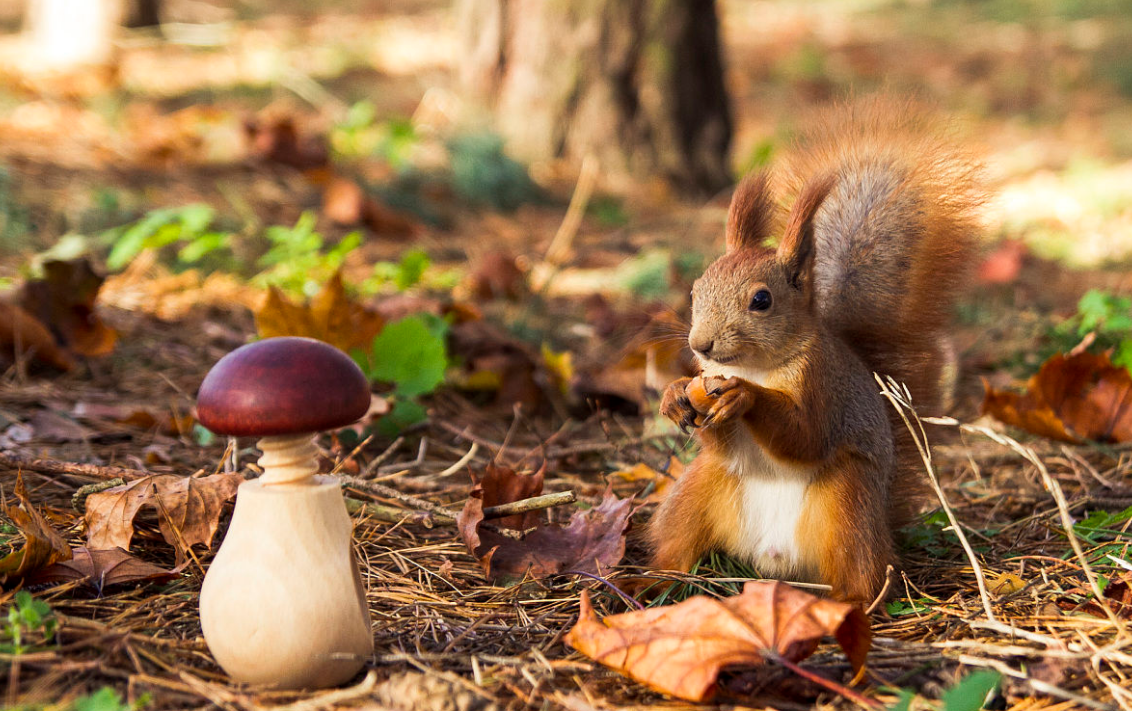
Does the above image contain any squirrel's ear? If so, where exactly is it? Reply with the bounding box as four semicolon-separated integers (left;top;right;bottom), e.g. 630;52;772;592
725;172;777;252
777;175;836;290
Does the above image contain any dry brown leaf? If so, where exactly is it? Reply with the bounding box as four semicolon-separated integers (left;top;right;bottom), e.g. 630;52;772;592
565;582;871;702
982;351;1132;443
465;251;526;301
0;475;72;581
322;175;423;238
84;473;242;566
254;272;385;354
244;115;328;172
18;258;117;358
611;457;684;501
72;401;194;437
27;546;181;591
475;463;545;531
0;302;76;371
977;239;1027;285
449;320;548;412
458;485;631;584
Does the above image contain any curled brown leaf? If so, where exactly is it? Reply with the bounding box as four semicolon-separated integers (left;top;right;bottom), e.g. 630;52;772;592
565;582;871;702
0;475;72;581
982;351;1132;443
84;473;242;566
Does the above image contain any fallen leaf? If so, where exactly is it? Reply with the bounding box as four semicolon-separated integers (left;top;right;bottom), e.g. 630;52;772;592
475;463;545;531
0;475;72;581
322;175;423;238
25;410;96;442
977;240;1027;285
612;457;684;501
27;547;180;592
254;272;384;354
465;251;526;301
982;352;1132;443
18;258;117;358
987;571;1026;596
458;485;631;584
84;473;242;566
244;115;328;172
449;319;548;412
565;582;871;702
0;302;76;371
72;402;194;437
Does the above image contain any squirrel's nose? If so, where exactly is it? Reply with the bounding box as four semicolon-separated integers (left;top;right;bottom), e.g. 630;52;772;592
691;339;714;358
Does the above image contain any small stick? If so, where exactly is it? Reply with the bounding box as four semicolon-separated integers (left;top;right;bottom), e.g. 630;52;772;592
0;453;147;482
483;490;575;519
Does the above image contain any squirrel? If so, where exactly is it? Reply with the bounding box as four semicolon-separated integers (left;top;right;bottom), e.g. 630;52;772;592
648;97;982;604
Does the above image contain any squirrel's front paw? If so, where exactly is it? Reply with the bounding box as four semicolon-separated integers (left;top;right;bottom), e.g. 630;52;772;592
700;376;757;427
659;377;698;433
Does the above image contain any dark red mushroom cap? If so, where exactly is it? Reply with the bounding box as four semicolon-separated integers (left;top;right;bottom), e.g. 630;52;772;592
197;337;370;437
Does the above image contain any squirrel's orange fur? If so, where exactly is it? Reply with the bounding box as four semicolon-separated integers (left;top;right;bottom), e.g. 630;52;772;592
649;97;982;604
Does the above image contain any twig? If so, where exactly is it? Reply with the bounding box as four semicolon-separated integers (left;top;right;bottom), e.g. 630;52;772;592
435;442;479;477
483;491;576;519
270;670;378;711
530;154;600;293
876;376;997;622
0;453;147;482
339;475;460;519
764;651;882;710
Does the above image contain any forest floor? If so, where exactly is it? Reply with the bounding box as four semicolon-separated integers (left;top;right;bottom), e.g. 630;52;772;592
2;1;1132;710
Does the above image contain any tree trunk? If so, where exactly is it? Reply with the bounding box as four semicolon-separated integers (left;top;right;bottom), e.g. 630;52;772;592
457;0;733;196
23;0;122;71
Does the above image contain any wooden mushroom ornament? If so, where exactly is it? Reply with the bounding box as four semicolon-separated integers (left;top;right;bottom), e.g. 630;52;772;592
196;337;373;689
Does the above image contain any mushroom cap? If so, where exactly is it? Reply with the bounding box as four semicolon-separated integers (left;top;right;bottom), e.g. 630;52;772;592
197;337;370;437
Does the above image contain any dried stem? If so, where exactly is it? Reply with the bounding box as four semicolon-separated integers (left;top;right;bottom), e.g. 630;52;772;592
876;375;998;622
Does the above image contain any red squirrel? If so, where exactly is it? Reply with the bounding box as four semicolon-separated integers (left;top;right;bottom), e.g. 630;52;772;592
649;97;982;604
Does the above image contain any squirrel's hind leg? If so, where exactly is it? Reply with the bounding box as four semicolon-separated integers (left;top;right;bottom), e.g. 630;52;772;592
648;452;738;572
799;452;894;605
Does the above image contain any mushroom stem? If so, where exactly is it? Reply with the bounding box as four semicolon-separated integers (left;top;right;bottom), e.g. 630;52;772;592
258;434;319;485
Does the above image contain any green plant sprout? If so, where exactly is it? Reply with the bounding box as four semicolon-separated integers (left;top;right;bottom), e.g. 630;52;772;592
253;212;361;297
72;687;151;711
2;590;56;655
331;102;418;168
889;670;1002;711
104;204;228;271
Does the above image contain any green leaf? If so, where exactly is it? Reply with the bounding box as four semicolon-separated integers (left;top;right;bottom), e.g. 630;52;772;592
73;687;134;711
396;249;430;290
177;232;228;263
1114;339;1132;371
365;316;448;397
888;689;915;711
377;400;428;436
941;670;1001;711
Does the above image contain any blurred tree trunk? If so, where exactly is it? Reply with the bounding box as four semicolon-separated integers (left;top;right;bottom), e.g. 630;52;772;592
23;0;122;70
457;0;732;195
22;0;159;73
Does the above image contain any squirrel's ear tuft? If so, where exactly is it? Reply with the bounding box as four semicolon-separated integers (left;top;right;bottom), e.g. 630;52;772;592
725;172;777;252
777;174;836;290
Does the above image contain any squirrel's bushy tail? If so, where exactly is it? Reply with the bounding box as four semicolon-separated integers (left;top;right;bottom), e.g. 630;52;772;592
785;96;983;527
786;96;982;415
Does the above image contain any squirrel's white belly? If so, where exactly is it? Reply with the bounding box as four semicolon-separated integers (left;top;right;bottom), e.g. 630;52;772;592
703;361;818;578
728;435;813;577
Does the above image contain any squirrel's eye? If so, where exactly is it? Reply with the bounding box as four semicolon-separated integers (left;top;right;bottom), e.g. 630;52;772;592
748;289;772;312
